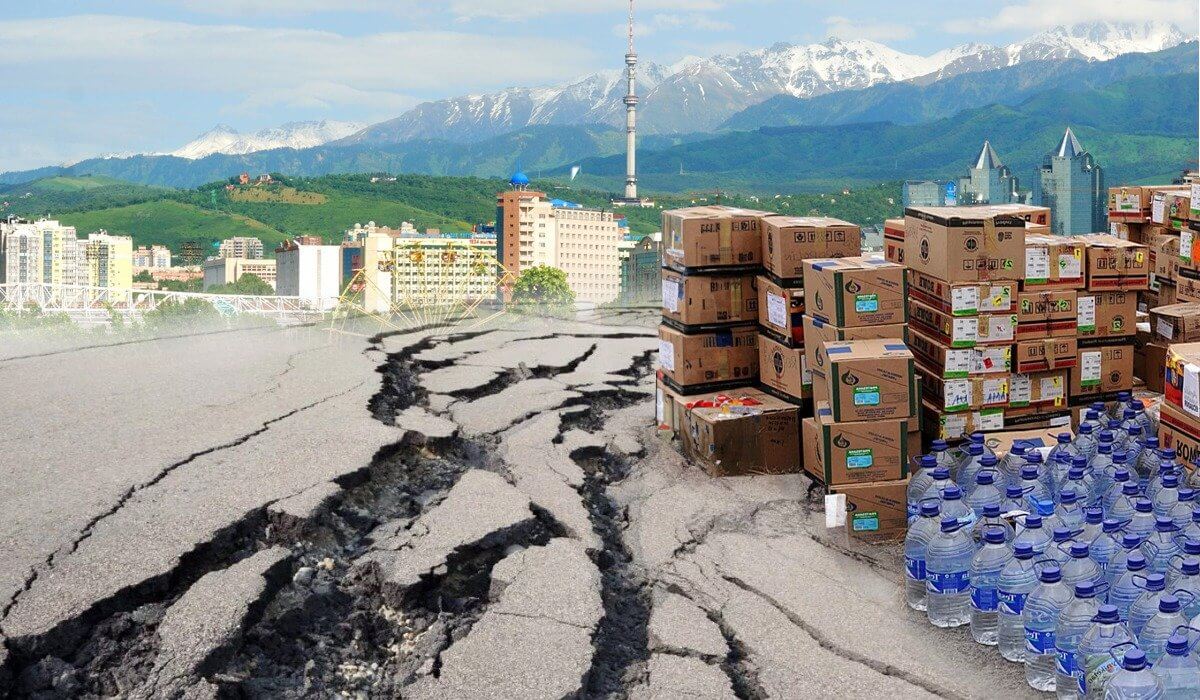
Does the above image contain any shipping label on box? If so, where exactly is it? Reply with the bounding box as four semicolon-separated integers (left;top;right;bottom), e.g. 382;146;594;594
1016;289;1078;339
1109;186;1150;217
756;275;804;346
903;206;1025;283
811;339;915;422
1071;344;1134;398
803;256;906;327
660;268;759;329
661;206;774;270
1150;303;1200;343
681;389;801;476
757;332;809;403
909;297;1015;348
921;400;1006;440
804;403;910;485
1079;234;1150;292
658;324;759;392
908;326;1010;379
1076;291;1137;339
1153;234;1181;279
919;369;1010;413
1014;338;1079;374
761;215;861;284
802;316;907;390
1024;234;1085;288
1008;370;1068;409
907;268;1015;317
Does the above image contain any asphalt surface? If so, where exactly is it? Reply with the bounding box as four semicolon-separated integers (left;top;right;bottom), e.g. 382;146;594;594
0;312;1037;698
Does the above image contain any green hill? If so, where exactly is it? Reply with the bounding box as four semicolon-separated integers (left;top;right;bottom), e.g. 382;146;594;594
56;200;287;254
0;175;169;218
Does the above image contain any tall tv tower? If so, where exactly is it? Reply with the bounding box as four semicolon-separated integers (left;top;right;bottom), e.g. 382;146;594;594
622;0;639;202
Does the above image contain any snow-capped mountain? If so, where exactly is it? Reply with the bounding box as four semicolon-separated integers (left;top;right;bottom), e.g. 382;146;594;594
350;21;1193;142
169;120;365;159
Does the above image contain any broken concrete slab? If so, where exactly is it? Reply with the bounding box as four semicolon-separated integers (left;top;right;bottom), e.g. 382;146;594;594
555;336;658;387
413;330;529;364
489;539;603;628
395;406;457;440
417;364;502;395
450;378;580;436
268;481;342;525
648;591;727;658
134;547;291;699
458;336;596;372
632;654;735;700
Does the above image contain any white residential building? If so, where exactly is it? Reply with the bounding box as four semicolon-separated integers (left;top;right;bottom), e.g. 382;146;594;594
275;238;342;310
217;237;264;260
0;218;85;286
133;245;172;269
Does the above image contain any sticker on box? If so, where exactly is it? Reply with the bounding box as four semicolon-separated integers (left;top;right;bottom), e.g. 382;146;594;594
766;291;787;328
1026;248;1050;282
658;340;675;371
1080;350;1102;388
1077;296;1096;333
846;448;874;469
951;286;978;315
662;280;680;312
981;286;1012;313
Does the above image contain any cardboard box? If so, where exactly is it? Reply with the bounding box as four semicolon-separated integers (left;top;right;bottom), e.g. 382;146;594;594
1165;343;1200;417
1008;370;1068;409
909;297;1016;348
883;218;906;265
986;203;1052;227
803;403;910;485
1071;344;1135;398
811;339;915;422
907;269;1016;317
1183;225;1200;271
1079;235;1150;292
1111;221;1146;243
661;206;774;271
921;400;1006;440
907;325;1011;379
1180;269;1200;303
658;324;758;393
1151;303;1200;343
660;268;758;329
1014;337;1079;374
903;206;1025;283
1153;190;1193;228
760;215;861;284
1135;339;1167;393
803;256;906;327
1024;234;1085;289
917;368;1011;413
655;374;686;435
758;332;809;403
802;316;907;391
1109;186;1153;217
756;275;804;346
1152;234;1181;280
830;480;909;543
1160;400;1200;466
680;389;801;476
1077;291;1137;340
1016;289;1078;339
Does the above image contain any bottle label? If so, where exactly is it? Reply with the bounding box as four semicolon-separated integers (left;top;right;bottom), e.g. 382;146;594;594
970;586;998;611
905;556;926;582
1055;647;1076;677
1081;653;1122;696
998;590;1027;615
1025;627;1055;654
927;570;969;593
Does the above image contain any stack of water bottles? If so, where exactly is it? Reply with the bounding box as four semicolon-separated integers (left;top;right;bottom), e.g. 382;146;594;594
905;395;1200;697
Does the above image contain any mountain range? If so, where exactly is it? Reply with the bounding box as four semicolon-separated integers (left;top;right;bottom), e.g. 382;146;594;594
166;121;365;160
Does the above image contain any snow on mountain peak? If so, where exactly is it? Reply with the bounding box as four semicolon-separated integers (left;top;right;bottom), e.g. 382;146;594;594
169;120;365;160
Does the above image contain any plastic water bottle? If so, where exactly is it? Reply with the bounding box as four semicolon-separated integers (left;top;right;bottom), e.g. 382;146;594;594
1092;438;1116;501
1003;484;1032;516
958;446;989;498
955;440;986;484
1054;489;1087;532
1149;462;1180;504
1172;489;1197;531
1025;564;1074;691
1077;604;1134;697
926;517;974;628
1063;542;1104;592
1061;460;1098;508
1106;471;1139;521
904;501;942;611
1048;526;1081;567
1050;453;1075;502
1168;553;1200;603
1139;594;1189;665
1130;498;1158;541
971;526;1013;645
1090;519;1123;581
1142;516;1183;575
1015;514;1054;557
1107;535;1146;591
1080;507;1104;545
1129;399;1155;436
1111;551;1149;622
930;438;955;473
1109;419;1131;452
1075;421;1100;461
1109;392;1132;421
1151;633;1200;696
1105;648;1164;699
967;469;1003;519
1050;432;1082;469
1020;464;1052;510
907;454;939;521
1155;474;1183;520
1056;581;1101;700
975;432;998;460
971;504;1015;546
921;466;954;502
1002;442;1031;487
938;485;977;532
1136;436;1161;491
999;541;1040;663
1184;507;1200;542
1124;426;1145;465
1129;572;1169;638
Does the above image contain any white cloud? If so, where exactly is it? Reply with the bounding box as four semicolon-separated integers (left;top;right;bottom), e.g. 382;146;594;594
942;0;1199;33
824;16;914;42
616;12;734;38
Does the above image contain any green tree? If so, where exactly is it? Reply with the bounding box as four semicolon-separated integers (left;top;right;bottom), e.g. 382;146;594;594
159;278;203;293
210;273;274;296
141;298;223;333
133;269;155;284
510;266;575;314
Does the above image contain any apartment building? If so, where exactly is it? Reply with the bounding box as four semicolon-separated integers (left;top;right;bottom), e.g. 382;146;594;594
217;237;265;260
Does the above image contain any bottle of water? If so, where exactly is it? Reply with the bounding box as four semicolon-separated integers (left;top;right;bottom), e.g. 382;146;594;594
975;431;997;460
1063;542;1104;592
921;466;954;502
1110;551;1149;622
1048;526;1080;567
967;469;1003;519
1108;418;1130;452
1184;507;1200;542
999;541;1040;663
958;447;989;498
1056;581;1101;700
1076;604;1135;698
1109;481;1141;523
955;439;986;484
1002;483;1032;516
1135;436;1161;492
1168;547;1200;591
1142;516;1183;575
904;501;942;611
1075;421;1100;461
926;517;974;628
1090;519;1123;581
1151;633;1200;695
1105;648;1164;699
1154;473;1183;520
971;504;1015;546
1025;564;1074;691
1015;514;1054;558
1130;498;1158;541
971;526;1013;645
1050;432;1082;469
1050;453;1075;503
1053;489;1086;533
1109;392;1132;421
1104;467;1135;512
1148;461;1179;504
930;438;955;473
1138;594;1188;665
907;454;939;521
1079;507;1104;545
1129;400;1155;439
1020;464;1052;511
1128;572;1168;638
1061;460;1098;508
1124;425;1144;465
1172;489;1197;531
1107;534;1146;591
938;485;977;532
1002;441;1031;488
1091;438;1116;501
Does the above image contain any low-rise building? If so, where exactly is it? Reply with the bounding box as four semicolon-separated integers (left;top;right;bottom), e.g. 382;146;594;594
275;238;342;309
133;245;172;269
391;232;499;308
217;237;264;260
202;257;277;291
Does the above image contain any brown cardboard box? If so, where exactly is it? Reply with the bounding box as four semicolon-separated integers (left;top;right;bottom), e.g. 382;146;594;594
758;333;809;403
909;297;1016;348
1014;337;1079;374
1111;221;1146;243
907;269;1016;317
1165;343;1200;416
756;275;804;346
660;268;758;329
883;218;905;265
661;206;774;270
1180;270;1200;303
830;480;909;543
1079;235;1150;292
1135;340;1167;393
803;256;906;327
680;389;801;476
658;324;758;393
655;374;686;435
1016;289;1078;339
921;400;1006;440
760;215;861;284
1109;186;1153;217
1152;234;1181;280
1008;370;1068;410
1076;291;1137;340
811;339;915;422
1024;234;1085;289
903;206;1025;283
803;403;910;485
1153;190;1193;229
907;325;1011;379
802;316;907;392
1160;400;1200;465
987;203;1052;227
1071;344;1135;398
1150;303;1200;343
917;368;1011;413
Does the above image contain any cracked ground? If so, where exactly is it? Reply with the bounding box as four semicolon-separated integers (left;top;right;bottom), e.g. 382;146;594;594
1;311;1037;699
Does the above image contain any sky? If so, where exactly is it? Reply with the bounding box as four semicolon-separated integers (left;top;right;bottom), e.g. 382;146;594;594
0;0;1196;172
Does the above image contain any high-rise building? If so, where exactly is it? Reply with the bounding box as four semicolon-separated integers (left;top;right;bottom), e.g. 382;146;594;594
218;237;265;260
133;245;172;269
957;140;1031;205
0;218;85;286
275;238;342;309
84;232;134;289
1033;127;1106;235
902;181;948;208
391;232;500;308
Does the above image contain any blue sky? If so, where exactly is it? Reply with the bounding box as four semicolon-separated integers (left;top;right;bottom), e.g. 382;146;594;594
0;0;1195;171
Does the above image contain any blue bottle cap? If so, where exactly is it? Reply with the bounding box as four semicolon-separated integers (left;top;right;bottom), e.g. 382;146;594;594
931;439;948;451
1146;436;1159;448
1129;425;1142;437
920;454;937;469
1183;538;1200;555
1020;465;1040;480
1102;518;1121;533
983;504;1001;518
920;501;941;518
1156;516;1177;532
1182;488;1196;503
1123;481;1140;495
1053;526;1073;542
1070;542;1089;558
1024;514;1043;529
976;471;994;485
1098;441;1112;454
1090;402;1105;411
1193;506;1200;523
1184;558;1200;576
1072;456;1088;469
1118;391;1131;400
1025;452;1044;465
1085;507;1103;524
1124;408;1137;419
1013;542;1034;559
1123;648;1147;671
1133;400;1145;410
1074;581;1096;598
932;467;951;480
1057;433;1071;444
1060;489;1078;505
939;517;960;532
1079;423;1093;434
970;432;984;444
968;443;983;456
1135;498;1153;513
1093;604;1120;624
1100;430;1115;443
1162;448;1178;460
983;527;1006;544
1160;594;1181;613
1113;451;1127;464
1113;467;1130;482
981;455;998;467
1165;473;1180;488
1039;564;1062;583
1127;552;1147;570
1166;634;1190;656
1146;573;1166;591
1011;442;1027;455
1005;485;1024;498
942;485;962;501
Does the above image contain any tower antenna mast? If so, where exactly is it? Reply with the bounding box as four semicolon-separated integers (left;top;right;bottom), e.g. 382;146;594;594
622;0;639;203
